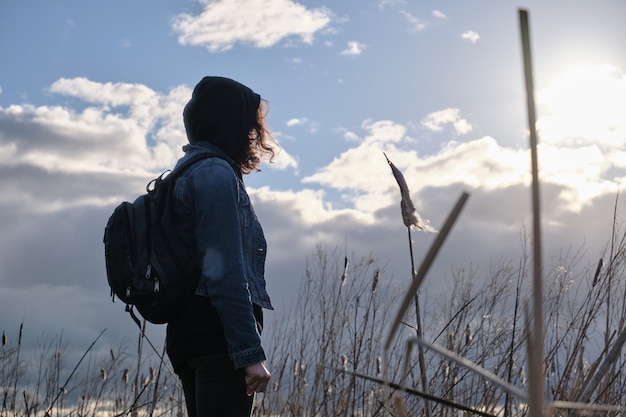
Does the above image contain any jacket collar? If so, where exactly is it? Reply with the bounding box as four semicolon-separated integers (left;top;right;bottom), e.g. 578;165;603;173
181;141;241;178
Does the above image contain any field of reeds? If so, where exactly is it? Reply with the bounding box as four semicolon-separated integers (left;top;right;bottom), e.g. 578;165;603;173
3;225;626;417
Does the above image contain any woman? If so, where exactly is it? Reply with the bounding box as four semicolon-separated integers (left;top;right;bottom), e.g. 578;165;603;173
166;76;275;417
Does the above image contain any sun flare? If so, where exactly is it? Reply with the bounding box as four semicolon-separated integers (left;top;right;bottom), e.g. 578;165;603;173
537;64;626;148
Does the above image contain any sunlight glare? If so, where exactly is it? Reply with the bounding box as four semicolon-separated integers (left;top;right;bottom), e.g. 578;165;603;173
536;64;626;148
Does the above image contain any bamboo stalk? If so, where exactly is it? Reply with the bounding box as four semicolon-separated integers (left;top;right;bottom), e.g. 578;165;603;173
407;224;432;417
320;366;499;417
574;323;626;407
519;9;545;417
412;335;528;401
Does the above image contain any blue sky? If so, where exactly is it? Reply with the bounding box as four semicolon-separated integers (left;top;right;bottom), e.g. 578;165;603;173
1;0;626;360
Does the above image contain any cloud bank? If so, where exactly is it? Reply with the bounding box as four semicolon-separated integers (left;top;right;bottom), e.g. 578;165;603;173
171;0;332;52
1;65;625;356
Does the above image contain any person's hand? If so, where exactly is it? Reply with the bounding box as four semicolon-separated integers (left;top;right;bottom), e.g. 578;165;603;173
244;362;271;396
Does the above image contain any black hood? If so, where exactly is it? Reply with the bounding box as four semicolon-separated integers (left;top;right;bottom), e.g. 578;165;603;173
183;76;261;145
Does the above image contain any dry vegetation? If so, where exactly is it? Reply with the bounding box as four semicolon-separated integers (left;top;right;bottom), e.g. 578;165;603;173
3;223;626;417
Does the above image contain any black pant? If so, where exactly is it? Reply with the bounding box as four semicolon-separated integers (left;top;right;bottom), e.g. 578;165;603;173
176;353;254;417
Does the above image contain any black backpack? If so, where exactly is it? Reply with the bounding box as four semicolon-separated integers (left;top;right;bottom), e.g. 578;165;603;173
103;152;217;326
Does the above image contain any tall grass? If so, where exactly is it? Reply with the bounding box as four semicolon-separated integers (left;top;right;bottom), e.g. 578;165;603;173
257;227;626;416
3;229;626;416
0;324;185;417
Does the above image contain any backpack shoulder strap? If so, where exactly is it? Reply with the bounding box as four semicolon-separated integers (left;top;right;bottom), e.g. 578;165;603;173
147;151;238;194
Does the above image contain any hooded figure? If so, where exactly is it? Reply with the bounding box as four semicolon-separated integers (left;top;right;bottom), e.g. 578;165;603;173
166;76;275;417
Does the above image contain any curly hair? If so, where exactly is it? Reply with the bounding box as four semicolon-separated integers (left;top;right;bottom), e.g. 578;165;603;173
183;76;276;174
241;99;275;174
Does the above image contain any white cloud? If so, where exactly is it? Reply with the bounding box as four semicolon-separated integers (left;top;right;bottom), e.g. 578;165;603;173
269;146;299;171
340;128;360;142
294;118;556;227
350;130;513;193
401;11;428;32
421;108;473;135
301;100;626;215
287;117;307;127
171;0;332;52
461;30;480;43
302;120;411;213
252;186;373;227
339;41;366;56
432;10;446;19
4;71;624;218
44;78;189;170
285;117;318;134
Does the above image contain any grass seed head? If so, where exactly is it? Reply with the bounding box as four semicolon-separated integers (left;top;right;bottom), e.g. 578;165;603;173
372;268;379;293
384;152;437;232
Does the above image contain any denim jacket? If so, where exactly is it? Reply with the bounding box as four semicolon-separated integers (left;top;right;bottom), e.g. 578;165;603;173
171;141;273;369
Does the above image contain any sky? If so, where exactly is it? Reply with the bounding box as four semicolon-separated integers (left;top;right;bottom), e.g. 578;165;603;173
1;0;626;365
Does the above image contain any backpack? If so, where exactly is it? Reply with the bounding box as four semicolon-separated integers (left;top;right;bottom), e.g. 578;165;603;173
103;152;217;326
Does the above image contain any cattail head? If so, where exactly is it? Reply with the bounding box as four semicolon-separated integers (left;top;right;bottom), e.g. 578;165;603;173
341;355;348;372
447;332;455;350
465;323;472;345
324;381;333;394
2;331;6;347
384;153;437;232
100;368;107;382
393;393;408;417
384;152;418;228
123;369;129;384
150;367;155;382
142;375;150;387
376;356;382;375
592;258;603;287
371;268;379;293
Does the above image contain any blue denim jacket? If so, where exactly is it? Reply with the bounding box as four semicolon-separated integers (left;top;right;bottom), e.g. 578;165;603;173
171;142;273;369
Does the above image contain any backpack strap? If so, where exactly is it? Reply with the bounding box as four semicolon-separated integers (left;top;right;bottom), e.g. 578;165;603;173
147;151;235;194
